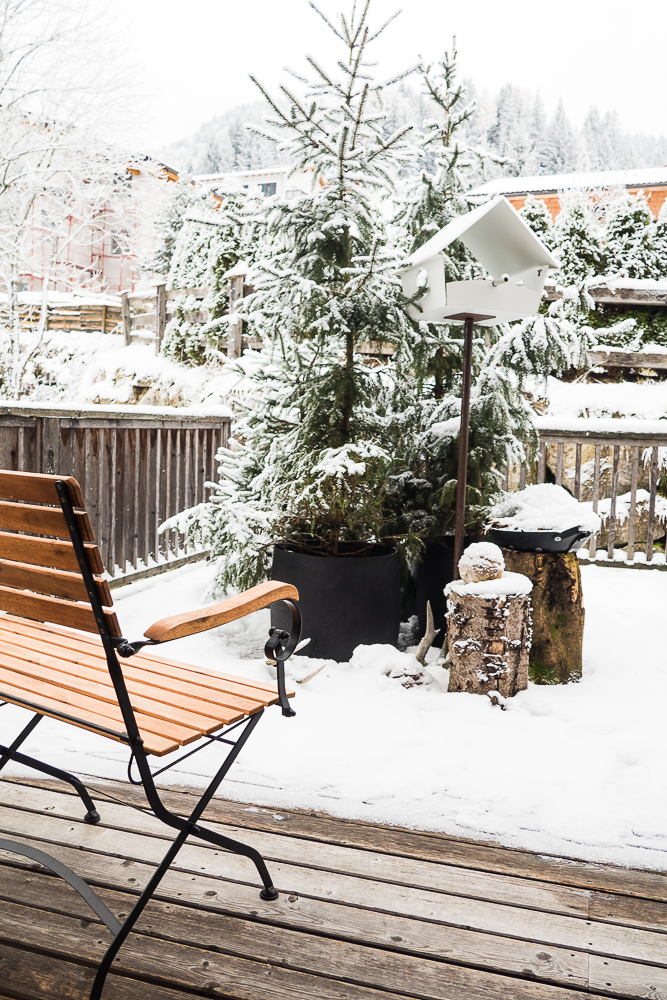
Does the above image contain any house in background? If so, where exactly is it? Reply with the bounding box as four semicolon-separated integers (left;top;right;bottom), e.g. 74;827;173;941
20;157;178;296
195;165;313;200
470;167;667;220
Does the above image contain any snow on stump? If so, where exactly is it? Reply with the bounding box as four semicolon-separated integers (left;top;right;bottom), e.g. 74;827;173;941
445;544;533;698
502;550;584;685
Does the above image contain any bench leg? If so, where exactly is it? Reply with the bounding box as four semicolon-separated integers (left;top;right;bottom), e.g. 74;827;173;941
90;709;277;1000
0;713;100;825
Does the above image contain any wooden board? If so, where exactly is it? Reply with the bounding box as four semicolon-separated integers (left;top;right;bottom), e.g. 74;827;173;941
0;470;85;508
0;531;104;574
0;587;119;636
0;616;293;703
0;499;93;541
587;349;667;369
0;558;111;605
0;616;289;707
0;637;249;723
0;669;196;746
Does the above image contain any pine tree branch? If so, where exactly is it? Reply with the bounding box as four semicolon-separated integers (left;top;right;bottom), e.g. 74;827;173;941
308;1;346;42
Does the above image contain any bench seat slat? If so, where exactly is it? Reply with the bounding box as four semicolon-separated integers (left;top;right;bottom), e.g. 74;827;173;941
0;589;120;638
0;472;85;508
0;679;175;756
0;558;111;605
0;617;293;702
0;531;104;574
0;621;280;712
0;638;249;723
0;648;234;733
5;616;281;695
0;500;94;541
0;663;201;746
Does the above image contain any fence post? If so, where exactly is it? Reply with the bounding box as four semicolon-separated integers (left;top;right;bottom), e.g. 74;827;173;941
156;283;167;355
41;418;60;475
228;274;244;360
121;292;131;346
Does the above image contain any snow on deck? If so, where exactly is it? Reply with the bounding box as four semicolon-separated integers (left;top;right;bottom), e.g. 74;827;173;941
4;559;667;870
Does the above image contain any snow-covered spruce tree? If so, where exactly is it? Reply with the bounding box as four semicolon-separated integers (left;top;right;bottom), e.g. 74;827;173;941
386;50;576;545
518;194;553;242
551;191;606;284
145;177;196;278
162;187;262;365
603;192;660;279
169;0;421;592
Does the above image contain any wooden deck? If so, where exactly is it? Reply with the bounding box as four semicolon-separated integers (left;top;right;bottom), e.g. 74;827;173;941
0;777;666;999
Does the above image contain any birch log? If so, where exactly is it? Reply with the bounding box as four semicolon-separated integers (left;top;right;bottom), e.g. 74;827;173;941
446;574;533;698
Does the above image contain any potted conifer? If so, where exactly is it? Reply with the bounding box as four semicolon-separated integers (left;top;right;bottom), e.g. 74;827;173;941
169;1;421;661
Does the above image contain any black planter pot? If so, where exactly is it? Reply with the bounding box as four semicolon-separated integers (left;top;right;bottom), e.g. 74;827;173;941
414;534;472;645
270;543;401;661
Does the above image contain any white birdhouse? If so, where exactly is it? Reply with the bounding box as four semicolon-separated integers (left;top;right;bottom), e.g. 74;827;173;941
401;196;559;325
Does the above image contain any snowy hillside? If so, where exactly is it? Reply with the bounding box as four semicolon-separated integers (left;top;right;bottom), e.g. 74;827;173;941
160;81;667;181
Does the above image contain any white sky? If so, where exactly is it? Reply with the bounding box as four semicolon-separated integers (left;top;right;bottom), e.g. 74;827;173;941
113;0;665;151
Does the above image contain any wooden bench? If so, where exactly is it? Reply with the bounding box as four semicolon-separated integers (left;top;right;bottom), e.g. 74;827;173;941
0;469;301;1000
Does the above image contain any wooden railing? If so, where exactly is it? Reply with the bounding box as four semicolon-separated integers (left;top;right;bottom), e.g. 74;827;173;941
0;403;230;579
504;421;667;565
122;285;214;353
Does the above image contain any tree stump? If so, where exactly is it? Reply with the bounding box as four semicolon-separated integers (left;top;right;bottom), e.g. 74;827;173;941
502;550;584;684
446;580;532;698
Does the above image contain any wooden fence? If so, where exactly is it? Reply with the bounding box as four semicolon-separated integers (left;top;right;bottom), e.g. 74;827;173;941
504;425;667;565
0;404;230;579
18;300;122;334
122;286;216;352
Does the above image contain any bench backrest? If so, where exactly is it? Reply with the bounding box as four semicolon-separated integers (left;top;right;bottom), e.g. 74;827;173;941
0;470;120;637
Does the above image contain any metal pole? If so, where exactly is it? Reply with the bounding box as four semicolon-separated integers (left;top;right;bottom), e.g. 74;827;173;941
453;315;474;577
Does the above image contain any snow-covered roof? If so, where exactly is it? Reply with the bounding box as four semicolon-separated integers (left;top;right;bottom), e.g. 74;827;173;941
470;167;667;199
223;260;251;279
403;196;558;276
195;166;293;183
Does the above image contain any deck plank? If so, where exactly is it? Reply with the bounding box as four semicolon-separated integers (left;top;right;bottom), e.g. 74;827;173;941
0;846;590;989
0;886;597;1000
43;775;667;904
0;804;646;963
0;781;591;916
0;943;196;1000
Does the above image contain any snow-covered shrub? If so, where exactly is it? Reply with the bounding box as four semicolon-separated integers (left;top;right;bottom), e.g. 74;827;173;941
604;193;660;280
163;188;262;365
551;192;606;283
518;194;553;242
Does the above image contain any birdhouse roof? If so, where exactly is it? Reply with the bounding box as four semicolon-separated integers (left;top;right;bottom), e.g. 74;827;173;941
403;196;559;278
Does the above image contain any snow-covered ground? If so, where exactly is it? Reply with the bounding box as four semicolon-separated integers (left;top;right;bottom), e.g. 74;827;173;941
3;330;237;407
3;559;667;871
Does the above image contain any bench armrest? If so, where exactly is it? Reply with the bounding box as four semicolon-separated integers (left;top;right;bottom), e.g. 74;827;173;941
143;581;299;643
